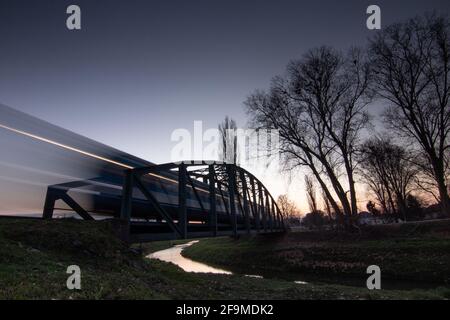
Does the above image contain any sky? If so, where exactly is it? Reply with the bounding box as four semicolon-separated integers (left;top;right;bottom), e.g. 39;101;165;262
0;0;449;212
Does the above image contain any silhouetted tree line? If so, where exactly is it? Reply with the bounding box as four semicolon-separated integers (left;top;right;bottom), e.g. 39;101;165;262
246;13;449;225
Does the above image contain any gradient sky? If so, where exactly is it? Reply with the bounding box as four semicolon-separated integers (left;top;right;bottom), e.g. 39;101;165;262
0;0;449;211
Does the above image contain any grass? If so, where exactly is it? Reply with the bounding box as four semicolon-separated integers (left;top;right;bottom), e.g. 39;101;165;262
0;217;449;299
184;235;450;284
182;226;450;293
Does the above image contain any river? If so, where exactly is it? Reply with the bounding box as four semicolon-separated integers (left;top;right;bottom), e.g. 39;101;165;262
147;240;233;274
147;240;443;290
147;240;308;283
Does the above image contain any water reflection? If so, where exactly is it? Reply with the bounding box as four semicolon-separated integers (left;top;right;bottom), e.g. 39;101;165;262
148;240;309;285
147;240;232;274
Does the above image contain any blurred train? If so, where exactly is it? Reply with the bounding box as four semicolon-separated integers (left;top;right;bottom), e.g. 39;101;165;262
0;104;254;230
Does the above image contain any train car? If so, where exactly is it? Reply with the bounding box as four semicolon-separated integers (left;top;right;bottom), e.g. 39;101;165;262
0;104;262;234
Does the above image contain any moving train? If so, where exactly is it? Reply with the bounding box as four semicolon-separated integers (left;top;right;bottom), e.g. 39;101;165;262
0;104;277;235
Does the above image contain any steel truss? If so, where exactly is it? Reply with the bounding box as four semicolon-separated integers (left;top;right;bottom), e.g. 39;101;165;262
43;161;285;242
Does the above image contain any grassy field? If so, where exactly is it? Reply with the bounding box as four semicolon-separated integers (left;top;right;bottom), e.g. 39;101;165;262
182;222;450;293
0;217;449;299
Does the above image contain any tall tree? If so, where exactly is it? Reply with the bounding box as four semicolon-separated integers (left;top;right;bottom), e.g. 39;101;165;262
359;137;417;220
369;14;450;215
245;46;371;222
277;194;300;219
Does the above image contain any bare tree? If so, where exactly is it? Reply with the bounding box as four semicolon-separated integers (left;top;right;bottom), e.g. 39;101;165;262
245;46;372;223
359;137;418;220
369;14;450;215
277;194;300;219
218;116;238;164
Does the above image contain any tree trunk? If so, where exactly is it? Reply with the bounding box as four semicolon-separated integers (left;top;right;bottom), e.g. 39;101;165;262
396;194;408;221
309;164;342;216
344;158;358;216
322;161;352;218
431;155;450;216
436;174;450;216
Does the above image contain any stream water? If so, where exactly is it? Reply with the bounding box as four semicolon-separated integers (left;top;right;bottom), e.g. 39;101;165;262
147;241;232;274
147;240;283;280
147;240;442;290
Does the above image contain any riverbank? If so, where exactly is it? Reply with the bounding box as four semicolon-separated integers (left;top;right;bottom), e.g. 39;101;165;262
182;221;450;292
0;217;448;299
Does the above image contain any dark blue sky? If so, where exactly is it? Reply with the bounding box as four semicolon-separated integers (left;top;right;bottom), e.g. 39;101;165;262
0;0;449;165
